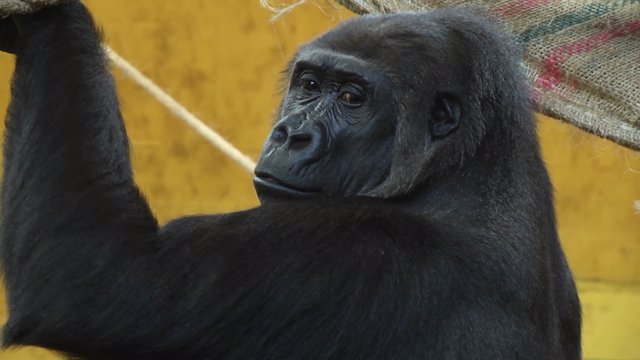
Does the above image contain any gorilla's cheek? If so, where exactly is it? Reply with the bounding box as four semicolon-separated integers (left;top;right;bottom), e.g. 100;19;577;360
316;135;393;196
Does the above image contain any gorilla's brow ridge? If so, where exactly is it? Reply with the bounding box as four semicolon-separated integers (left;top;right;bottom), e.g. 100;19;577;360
293;48;375;85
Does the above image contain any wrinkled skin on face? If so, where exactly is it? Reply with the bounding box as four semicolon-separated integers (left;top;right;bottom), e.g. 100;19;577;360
255;48;397;198
254;14;466;200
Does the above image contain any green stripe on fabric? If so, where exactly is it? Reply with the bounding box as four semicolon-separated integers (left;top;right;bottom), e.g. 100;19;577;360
517;1;640;44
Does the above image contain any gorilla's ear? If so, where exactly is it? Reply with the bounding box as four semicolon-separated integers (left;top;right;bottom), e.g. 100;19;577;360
430;94;461;139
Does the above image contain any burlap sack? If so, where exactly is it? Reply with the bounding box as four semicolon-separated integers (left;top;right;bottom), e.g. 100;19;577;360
338;0;640;150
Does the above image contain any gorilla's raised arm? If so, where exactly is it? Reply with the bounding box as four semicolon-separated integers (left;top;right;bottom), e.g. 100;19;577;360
0;2;177;353
0;5;294;357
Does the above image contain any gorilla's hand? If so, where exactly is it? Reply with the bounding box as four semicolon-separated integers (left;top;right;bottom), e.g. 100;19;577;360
0;0;80;54
0;16;17;53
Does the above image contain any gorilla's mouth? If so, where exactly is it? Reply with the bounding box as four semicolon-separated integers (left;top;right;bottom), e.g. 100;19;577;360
253;173;319;197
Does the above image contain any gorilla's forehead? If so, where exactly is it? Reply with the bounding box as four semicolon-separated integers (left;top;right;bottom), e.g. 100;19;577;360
305;13;453;74
315;13;439;49
294;48;378;81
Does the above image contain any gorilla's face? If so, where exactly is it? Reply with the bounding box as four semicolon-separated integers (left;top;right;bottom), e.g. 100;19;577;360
254;47;396;199
254;14;464;201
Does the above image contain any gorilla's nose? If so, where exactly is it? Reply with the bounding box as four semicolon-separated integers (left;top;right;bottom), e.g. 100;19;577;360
269;124;326;158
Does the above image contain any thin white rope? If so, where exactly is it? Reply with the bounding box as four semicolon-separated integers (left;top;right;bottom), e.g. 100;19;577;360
104;46;257;174
259;0;307;22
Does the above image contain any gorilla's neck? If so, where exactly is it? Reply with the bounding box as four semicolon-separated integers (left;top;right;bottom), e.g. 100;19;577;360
400;131;556;242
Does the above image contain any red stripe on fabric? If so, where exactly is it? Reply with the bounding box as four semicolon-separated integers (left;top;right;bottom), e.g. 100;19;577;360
494;0;555;17
536;19;640;90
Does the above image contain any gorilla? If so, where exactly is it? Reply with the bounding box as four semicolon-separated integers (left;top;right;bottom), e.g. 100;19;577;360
0;2;581;359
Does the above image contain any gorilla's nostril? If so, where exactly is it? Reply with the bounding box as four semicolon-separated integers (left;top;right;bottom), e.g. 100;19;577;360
271;126;288;145
289;133;313;151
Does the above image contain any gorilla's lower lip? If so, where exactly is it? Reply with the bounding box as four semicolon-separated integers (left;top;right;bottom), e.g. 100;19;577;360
253;174;319;197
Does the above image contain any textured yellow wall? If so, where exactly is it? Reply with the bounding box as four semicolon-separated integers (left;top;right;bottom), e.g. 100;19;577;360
0;1;638;359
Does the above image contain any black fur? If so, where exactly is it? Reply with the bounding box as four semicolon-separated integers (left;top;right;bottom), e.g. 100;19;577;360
0;2;581;359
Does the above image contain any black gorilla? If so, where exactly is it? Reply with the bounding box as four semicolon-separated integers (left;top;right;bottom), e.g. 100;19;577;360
0;2;581;359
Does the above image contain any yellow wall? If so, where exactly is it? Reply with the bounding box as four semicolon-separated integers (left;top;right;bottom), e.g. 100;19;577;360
0;1;638;359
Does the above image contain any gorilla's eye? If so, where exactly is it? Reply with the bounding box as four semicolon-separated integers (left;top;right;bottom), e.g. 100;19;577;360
339;91;363;107
300;74;320;92
302;79;319;91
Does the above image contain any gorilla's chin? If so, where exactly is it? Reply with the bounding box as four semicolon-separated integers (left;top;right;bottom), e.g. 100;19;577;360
253;174;320;199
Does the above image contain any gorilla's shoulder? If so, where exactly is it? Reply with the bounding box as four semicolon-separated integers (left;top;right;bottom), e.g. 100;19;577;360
254;197;446;247
260;196;420;223
164;197;444;250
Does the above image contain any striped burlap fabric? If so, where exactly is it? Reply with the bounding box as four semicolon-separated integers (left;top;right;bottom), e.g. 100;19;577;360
338;0;640;150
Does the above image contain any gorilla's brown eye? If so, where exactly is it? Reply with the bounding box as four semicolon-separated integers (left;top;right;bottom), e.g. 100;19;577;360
301;77;320;92
339;91;363;106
